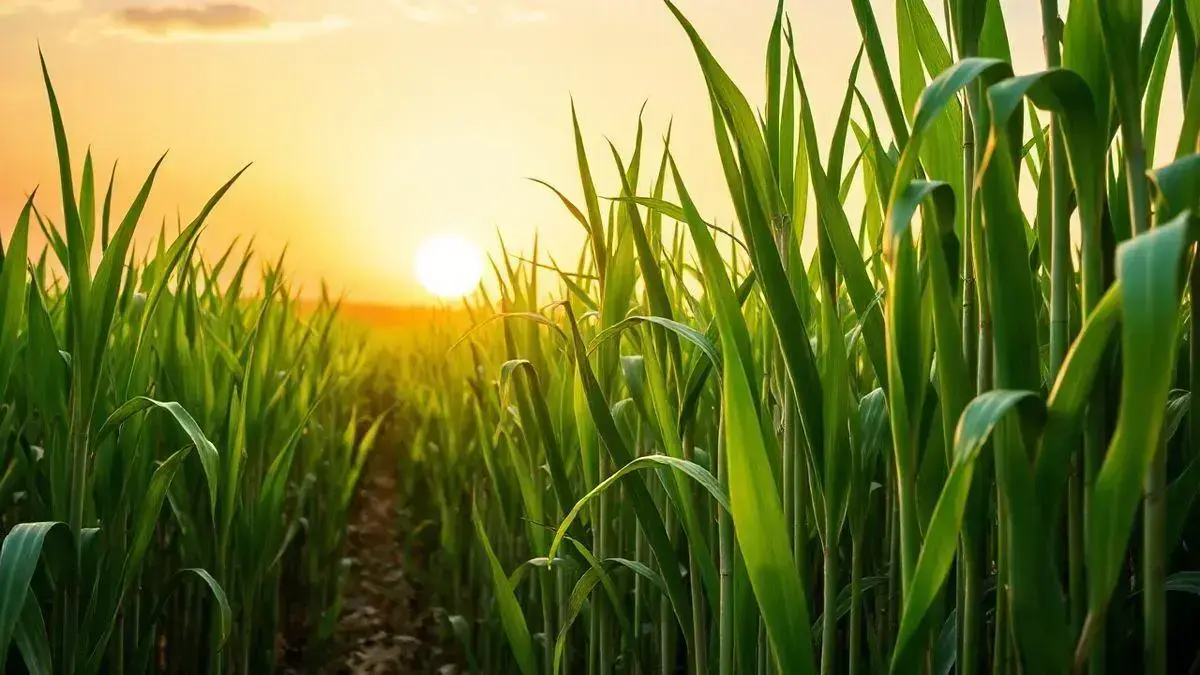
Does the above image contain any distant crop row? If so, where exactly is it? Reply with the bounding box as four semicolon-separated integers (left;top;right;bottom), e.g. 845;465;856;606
0;61;389;672
407;0;1200;673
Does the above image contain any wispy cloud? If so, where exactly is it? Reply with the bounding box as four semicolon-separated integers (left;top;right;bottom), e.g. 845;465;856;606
89;2;350;42
395;1;547;25
394;1;476;24
0;0;80;16
502;7;548;24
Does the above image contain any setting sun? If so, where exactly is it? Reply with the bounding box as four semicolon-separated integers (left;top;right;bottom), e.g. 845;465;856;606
414;234;484;299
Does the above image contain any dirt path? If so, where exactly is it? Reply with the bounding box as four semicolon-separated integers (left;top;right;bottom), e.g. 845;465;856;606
327;456;453;674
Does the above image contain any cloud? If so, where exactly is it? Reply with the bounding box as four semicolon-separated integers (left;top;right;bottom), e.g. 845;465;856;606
94;3;349;42
394;1;476;24
502;7;548;24
115;4;270;34
398;4;447;24
0;0;80;16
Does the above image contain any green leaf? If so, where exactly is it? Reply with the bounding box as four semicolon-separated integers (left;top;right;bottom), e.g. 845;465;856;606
39;52;89;331
0;195;34;401
561;302;696;650
1035;286;1123;503
1096;0;1144;137
97;397;221;518
1086;211;1195;630
890;57;1011;215
848;0;910;145
14;593;52;675
472;506;536;675
667;0;835;460
0;523;68;663
670;155;816;675
548;453;729;562
571;102;608;281
84;155;165;387
498;359;577;519
892;391;1045;671
1063;0;1112;134
1163;571;1200;596
552;557;663;674
979;72;1043;392
130;569;231;675
79;150;95;258
589;315;720;374
1149;154;1200;219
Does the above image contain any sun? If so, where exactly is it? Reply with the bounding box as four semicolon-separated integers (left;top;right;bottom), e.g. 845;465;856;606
414;234;485;299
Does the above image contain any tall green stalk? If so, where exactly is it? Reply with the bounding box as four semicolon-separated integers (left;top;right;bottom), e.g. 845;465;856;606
848;535;863;675
1143;441;1167;675
1039;0;1086;639
717;415;734;675
683;428;708;675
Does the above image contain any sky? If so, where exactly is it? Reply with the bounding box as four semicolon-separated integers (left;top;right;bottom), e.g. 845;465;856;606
0;0;1180;304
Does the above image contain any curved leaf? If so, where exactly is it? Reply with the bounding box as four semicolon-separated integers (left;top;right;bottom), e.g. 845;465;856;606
892;391;1046;671
97;397;220;518
669;153;816;675
552;557;665;674
472;506;536;675
548;454;729;563
1085;212;1196;625
0;522;68;661
588;315;721;374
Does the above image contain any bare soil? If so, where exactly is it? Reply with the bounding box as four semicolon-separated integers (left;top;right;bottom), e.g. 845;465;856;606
326;458;454;674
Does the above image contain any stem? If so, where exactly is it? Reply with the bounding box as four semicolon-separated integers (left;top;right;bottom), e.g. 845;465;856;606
958;25;983;673
1040;0;1088;644
960;519;983;675
1080;159;1106;668
821;539;839;675
757;620;767;675
1143;441;1167;674
782;376;795;549
589;594;598;675
992;508;1009;675
540;572;554;675
634;520;645;671
64;390;90;675
956;553;965;672
1068;462;1085;631
717;415;734;675
886;474;899;649
961;60;979;392
683;428;708;675
794;415;810;591
895;435;919;594
1088;208;1121;675
975;269;993;396
848;535;863;675
1125;10;1158;666
778;227;796;566
660;501;676;675
598;454;612;675
1124;136;1152;238
557;568;566;675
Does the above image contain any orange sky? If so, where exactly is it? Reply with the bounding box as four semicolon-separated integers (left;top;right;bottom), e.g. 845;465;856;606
0;0;1181;303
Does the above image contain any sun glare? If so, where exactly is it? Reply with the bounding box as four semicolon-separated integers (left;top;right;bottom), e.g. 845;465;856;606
414;235;485;299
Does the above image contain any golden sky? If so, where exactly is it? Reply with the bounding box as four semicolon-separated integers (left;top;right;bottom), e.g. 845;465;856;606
0;0;1181;303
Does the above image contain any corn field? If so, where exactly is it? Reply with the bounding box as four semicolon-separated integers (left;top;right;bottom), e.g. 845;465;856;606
0;61;397;672
403;0;1200;674
2;0;1200;673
